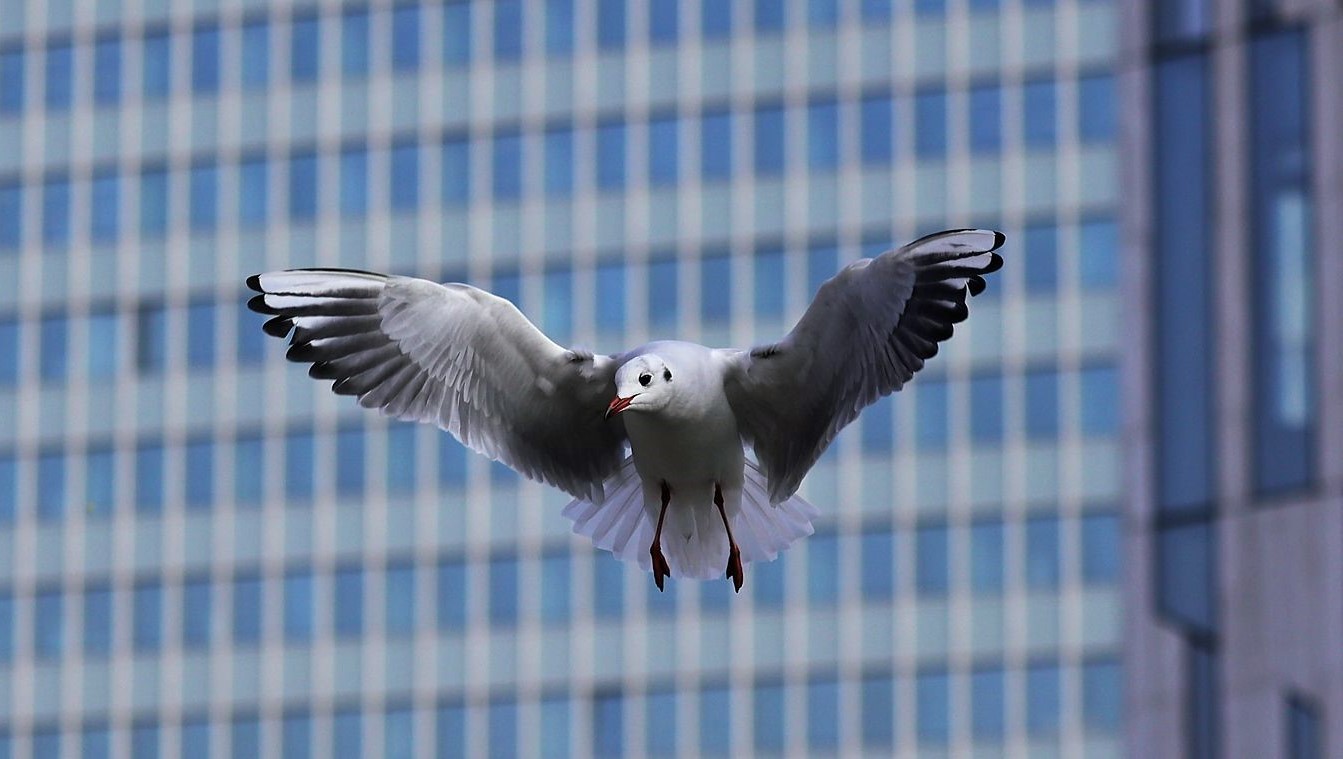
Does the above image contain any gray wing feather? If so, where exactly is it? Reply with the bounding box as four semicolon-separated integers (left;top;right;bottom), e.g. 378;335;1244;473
723;229;1005;503
248;269;627;502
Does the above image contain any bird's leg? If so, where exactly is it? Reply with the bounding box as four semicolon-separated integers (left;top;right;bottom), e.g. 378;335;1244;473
650;481;672;591
716;484;744;593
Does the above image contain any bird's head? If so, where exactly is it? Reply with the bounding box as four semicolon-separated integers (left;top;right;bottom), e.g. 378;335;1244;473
606;354;676;419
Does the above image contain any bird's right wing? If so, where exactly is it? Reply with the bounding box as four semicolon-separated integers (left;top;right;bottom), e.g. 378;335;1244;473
248;269;628;503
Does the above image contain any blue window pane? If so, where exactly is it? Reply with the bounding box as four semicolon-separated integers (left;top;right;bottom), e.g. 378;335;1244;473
90;171;119;244
39;314;67;382
752;681;783;750
596;120;626;190
808;99;839;169
233;434;264;507
336;424;365;495
187;301;216;369
1023;223;1058;293
37;449;65;520
45;42;73;109
1083;659;1122;730
970;520;1004;592
808;532;839;604
641;691;672;756
592;691;622;758
86;728;111;759
754;246;784;320
333;709;361;759
181;718;210;759
83;585;112;654
34;588;63;657
544;125;573;196
93;36;121;105
701;109;732;180
140;167;168;237
340;146;368;216
231;716;260;759
133;581;162;651
289;151;318;221
438;436;466;489
143;31;171;99
0;592;9;661
492;131;522;200
386;562;415;635
861;676;894;747
284;428;314;505
1025;517;1060;589
135;441;164;513
1080;365;1119;436
291;15;320;82
702;1;732;37
384;707;413;759
182;578;211;648
236;301;265;366
489;557;517;625
752;554;786;609
342;9;369;77
488;700;517;757
916;524;949;595
650;0;678;43
916;0;946;12
189;161;218;232
594;556;625;618
916;670;950;743
1024;368;1059;438
597;0;626;50
753;104;785;175
435;704;465;759
192;24;220;94
1082;513;1120;583
0;182;20;250
238;156;269;227
392;6;421;71
546;0;574;55
131;722;158;759
809;0;839;25
32;729;59;759
87;309;118;379
284;569;313;642
233;573;262;643
283;710;311;759
543;267;573;343
334;567;364;637
648;115;678;185
1026;662;1062;734
594;260;626;332
437;559;467;630
647;257;678;328
755;0;785;31
969;374;1004;442
969;84;1002;152
860;94;893;164
971;668;1006;738
700;685;730;753
494;0;523;61
860;528;894;599
0;454;15;524
241;21;269;89
390;142;419;211
1023;80;1057;147
700;252;731;323
442;136;470;206
42;176;71;248
808;677;839;749
0;47;23;113
916;379;948;448
1079;218;1118;288
539;553;571;623
84;446;115;516
386;424;416;495
1079;74;1116;142
443;1;472;66
915;90;947;157
861;396;894;453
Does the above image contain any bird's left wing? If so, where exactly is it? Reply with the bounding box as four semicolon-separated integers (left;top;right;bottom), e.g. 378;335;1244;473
248;269;627;503
723;229;1005;503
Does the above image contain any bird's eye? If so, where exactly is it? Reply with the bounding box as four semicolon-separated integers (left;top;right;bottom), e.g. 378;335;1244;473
663;369;672;382
639;373;652;387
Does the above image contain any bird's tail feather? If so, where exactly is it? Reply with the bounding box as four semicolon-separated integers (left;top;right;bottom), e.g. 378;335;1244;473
561;457;819;580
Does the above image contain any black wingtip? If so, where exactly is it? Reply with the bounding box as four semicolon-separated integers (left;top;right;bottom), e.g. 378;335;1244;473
262;315;294;337
991;231;1007;250
248;293;279;315
982;252;1004;275
246;274;263;292
967;276;986;297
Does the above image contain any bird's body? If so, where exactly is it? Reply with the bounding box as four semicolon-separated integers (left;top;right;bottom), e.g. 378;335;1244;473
247;229;1006;590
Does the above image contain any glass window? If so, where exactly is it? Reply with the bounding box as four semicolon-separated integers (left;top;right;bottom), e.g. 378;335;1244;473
340;145;368;217
594;260;626;333
283;568;313;642
441;135;470;206
649;0;678;43
93;36;121;106
1024;367;1059;439
916;0;946;13
969;374;1004;443
133;581;162;651
236;301;265;367
594;556;624;618
140;166;169;238
597;120;627;190
234;433;264;507
289;151;318;221
494;0;523;61
647;257;678;329
702;0;732;38
753;246;784;320
808;531;839;604
1078;74;1116;142
233;572;262;644
90;170;119;244
135;440;164;514
189;161;218;232
0;47;23;113
85;444;115;516
42;175;71;248
808;99;839;169
700;252;731;323
1023;79;1057;147
1025;517;1060;589
859;528;894;599
809;0;839;26
916;524;949;595
0;182;19;250
916;379;948;448
597;0;626;50
435;703;465;759
83;725;110;759
45;41;73;110
391;6;421;72
336;424;366;495
384;706;413;759
753;104;785;175
187;301;216;369
389;142;419;211
232;715;260;759
969;84;1002;153
1023;223;1058;293
1153;0;1209;46
971;667;1005;738
241;20;269;89
0;453;15;524
543;125;573;196
386;424;416;495
1079;217;1118;288
37;449;64;520
916;670;950;743
755;0;785;31
492;130;522;200
83;584;112;655
32;728;59;759
1080;365;1119;436
87;308;119;379
283;710;311;759
539;553;571;623
285;430;315;501
334;566;363;637
130;722;158;759
438;436;466;489
700;109;732;180
915;90;947;158
592;691;622;758
861;396;894;453
1081;513;1120;583
808;677;839;749
444;1;472;66
546;0;574;54
648;114;678;186
0;589;10;660
1083;658;1122;730
543;267;573;342
386;562;415;635
142;30;171;99
751;681;784;750
342;9;369;77
860;94;893;165
700;685;730;753
181;718;210;758
34;588;63;657
970;520;1004;592
861;676;894;747
192;24;220;94
436;558;467;630
291;14;320;82
333;708;361;759
239;155;268;227
1026;662;1061;734
182;577;211;648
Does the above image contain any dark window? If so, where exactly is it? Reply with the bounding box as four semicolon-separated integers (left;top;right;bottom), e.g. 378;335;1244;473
140;166;168;237
648;115;679;186
438;436;466;489
860;528;894;599
915;90;947;157
442;135;470;206
0;453;15;524
334;566;364;637
753;104;785;175
143;31;171;99
42;175;71;248
83;585;112;655
1287;694;1321;759
1079;74;1116;142
386;424;416;494
647;257;678;328
546;0;574;55
391;6;421;72
285;429;314;501
283;710;311;759
971;667;1006;738
809;0;839;26
93;36;122;105
702;0;732;38
384;706;413;759
808;677;840;749
595;260;626;332
969;83;1002;153
436;704;465;759
1023;222;1058;293
650;0;678;43
592;691;623;758
969;374;1004;442
233;573;262;644
916;669;950;742
333;709;362;759
0;181;20;250
494;0;523;61
488;556;517;625
1189;643;1219;759
342;9;370;78
44;42;73;110
700;252;731;323
596;120;626;190
133;580;162;651
289;151;318;221
182;718;210;758
187;301;216;369
390;142;419;211
39;313;68;382
1081;513;1120;582
0;317;14;385
135;440;164;514
860;94;894;165
701;109;732;180
1158;520;1216;632
916;379;948;448
539;553;571;623
336;424;365;495
1083;658;1122;730
131;722;159;759
436;558;467;630
182;577;211;648
808;99;839;169
594;556;624;618
284;568;313;642
1024;367;1059;439
544;125;573;196
192;24;220;94
808;531;839;604
232;715;260;759
443;1;472;66
189;161;218;232
755;0;785;32
754;246;784;320
1080;365;1120;435
1153;0;1210;44
1025;517;1060;589
1026;662;1062;734
34;588;63;657
241;20;270;89
1079;217;1118;288
915;524;949;595
385;562;415;635
861;676;894;747
90;170;119;244
0;47;23;113
597;0;626;50
340;145;368;216
1023;79;1057;146
291;14;321;82
970;520;1004;592
492;131;522;200
184;438;214;509
37;449;65;521
699;685;730;753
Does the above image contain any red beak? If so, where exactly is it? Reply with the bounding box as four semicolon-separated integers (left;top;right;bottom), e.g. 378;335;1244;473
605;395;637;420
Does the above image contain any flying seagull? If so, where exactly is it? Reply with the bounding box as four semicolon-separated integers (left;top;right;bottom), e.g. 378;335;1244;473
247;229;1004;592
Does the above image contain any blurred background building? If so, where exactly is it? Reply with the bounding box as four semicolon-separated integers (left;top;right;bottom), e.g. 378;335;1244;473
0;0;1125;757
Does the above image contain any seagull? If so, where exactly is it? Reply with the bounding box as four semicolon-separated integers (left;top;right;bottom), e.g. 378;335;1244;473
247;229;1004;592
